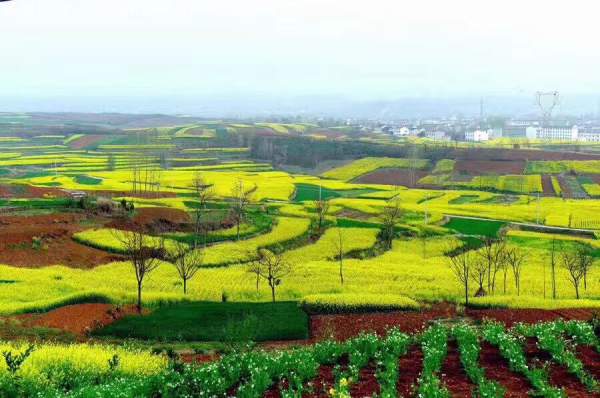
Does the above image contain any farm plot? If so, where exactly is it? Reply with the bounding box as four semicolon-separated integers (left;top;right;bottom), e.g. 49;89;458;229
354;168;429;187
455;160;526;175
557;175;588;199
0;212;122;268
321;157;430;181
141;320;599;398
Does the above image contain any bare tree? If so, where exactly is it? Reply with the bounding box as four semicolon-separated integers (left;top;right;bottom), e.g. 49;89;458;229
378;198;402;250
230;180;255;241
561;249;585;299
166;241;203;294
575;244;594;291
470;255;488;296
313;198;330;235
247;249;292;302
477;236;506;293
331;227;345;285
447;249;471;306
192;173;214;247
505;247;526;296
113;229;165;312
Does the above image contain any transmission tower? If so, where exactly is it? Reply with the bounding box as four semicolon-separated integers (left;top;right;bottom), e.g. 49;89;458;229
535;91;560;127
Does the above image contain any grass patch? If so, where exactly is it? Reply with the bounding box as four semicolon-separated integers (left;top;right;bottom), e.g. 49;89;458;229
95;301;308;341
448;195;480;204
74;175;102;185
445;217;505;237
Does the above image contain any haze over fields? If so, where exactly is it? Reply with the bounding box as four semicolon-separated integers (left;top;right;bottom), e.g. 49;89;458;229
3;0;600;116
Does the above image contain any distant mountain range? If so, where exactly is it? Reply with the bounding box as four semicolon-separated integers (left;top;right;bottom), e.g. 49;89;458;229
1;94;599;119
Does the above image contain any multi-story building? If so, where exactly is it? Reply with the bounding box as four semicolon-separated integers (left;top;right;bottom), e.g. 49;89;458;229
577;127;600;142
525;126;578;141
464;129;490;142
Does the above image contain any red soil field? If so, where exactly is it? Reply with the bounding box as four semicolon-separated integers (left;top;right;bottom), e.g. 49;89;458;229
20;303;139;335
0;184;69;199
295;306;598;343
108;207;191;232
0;212;122;268
441;342;474;396
354;168;429;187
541;174;555;196
523;338;592;398
454;160;526;175
479;342;532;398
451;147;600;161
68;134;106;149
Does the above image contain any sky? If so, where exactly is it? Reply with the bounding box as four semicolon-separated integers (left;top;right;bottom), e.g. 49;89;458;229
1;0;600;112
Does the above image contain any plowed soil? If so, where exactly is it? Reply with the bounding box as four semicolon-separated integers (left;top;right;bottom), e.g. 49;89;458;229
465;308;595;327
0;212;122;268
108;207;191;232
541;174;555;196
354;168;429;187
310;303;456;340
454;160;526;175
68;134;105;149
20;303;139;335
0;184;69;199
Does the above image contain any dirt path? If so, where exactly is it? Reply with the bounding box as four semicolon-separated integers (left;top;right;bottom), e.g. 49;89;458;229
441;342;474;397
479;342;532;398
396;345;423;397
523;338;593;398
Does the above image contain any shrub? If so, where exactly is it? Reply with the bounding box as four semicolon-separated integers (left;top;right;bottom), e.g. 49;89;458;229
300;293;419;313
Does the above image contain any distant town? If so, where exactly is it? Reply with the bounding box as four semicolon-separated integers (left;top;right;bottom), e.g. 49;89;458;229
362;117;600;143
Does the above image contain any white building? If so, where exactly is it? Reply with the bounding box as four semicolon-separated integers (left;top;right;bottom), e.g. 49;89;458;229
577;128;600;142
465;129;490;142
392;127;410;137
525;126;578;141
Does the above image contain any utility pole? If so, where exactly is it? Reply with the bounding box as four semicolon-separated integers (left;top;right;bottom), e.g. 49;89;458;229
536;192;541;225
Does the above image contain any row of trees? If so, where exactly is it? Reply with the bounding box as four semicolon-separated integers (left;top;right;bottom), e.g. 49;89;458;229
447;235;595;305
116;174;261;312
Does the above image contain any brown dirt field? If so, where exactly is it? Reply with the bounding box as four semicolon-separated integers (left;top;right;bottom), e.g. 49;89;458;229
480;342;532;398
0;184;70;199
108;207;191;232
465;308;595;328
452;147;600;161
441;342;475;397
20;303;139;335
454;160;526;175
0;212;122;268
354;168;430;187
310;304;456;341
68;134;105;149
541;174;555;196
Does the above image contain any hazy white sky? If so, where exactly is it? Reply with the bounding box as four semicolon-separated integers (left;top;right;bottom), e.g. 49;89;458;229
2;0;600;100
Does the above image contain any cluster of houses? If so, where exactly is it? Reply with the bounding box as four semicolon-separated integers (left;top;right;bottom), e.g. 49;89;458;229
375;120;600;143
